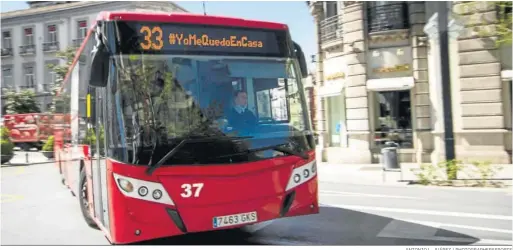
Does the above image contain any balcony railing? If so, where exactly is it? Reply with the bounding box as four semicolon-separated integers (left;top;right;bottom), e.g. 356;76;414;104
320;15;342;43
72;38;84;48
1;48;13;57
19;44;36;55
367;2;409;33
41;84;53;93
43;41;60;52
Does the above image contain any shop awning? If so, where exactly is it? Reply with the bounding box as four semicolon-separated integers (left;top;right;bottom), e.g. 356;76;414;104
318;83;344;97
366;76;415;91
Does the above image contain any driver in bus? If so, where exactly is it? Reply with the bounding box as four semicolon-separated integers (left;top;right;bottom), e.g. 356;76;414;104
227;90;257;133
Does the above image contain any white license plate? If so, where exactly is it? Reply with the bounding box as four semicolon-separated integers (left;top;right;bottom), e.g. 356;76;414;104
212;211;258;228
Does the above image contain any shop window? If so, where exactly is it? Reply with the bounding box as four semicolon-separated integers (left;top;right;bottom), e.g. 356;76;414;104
374;90;413;148
327;95;346;147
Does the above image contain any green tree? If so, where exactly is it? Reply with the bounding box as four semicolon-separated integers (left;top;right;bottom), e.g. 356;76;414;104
4;89;41;114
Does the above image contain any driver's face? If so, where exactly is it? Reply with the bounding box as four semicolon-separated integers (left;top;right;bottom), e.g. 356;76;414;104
235;92;248;106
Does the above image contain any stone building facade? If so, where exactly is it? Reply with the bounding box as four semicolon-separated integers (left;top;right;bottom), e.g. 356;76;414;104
308;1;512;164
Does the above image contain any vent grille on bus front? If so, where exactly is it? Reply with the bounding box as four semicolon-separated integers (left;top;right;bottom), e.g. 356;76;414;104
165;208;188;233
280;191;296;217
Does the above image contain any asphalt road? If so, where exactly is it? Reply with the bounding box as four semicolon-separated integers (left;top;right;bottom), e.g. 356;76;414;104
1;162;512;246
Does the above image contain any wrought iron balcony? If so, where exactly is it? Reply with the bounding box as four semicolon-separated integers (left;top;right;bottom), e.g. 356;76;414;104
1;48;13;57
367;2;409;33
43;41;60;52
41;84;53;93
72;38;84;48
19;44;36;55
320;15;343;43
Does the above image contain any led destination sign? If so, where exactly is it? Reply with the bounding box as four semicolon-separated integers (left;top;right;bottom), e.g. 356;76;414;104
115;21;290;57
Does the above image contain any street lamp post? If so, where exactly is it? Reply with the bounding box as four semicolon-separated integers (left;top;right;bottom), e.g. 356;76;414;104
423;2;464;163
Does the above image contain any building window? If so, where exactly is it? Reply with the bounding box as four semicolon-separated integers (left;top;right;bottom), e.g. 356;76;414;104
23;65;35;88
47;25;57;43
367;1;409;33
325;1;337;18
24;28;34;45
2;31;11;49
320;2;341;43
374;90;413;148
45;61;59;91
2;66;13;89
326;95;347;147
78;20;87;39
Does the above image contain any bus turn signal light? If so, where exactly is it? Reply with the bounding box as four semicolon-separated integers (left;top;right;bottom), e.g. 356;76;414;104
118;178;134;193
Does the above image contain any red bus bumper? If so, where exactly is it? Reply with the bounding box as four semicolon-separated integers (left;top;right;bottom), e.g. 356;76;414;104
103;156;319;244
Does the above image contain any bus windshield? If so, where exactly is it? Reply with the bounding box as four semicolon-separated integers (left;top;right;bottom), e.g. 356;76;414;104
106;55;314;166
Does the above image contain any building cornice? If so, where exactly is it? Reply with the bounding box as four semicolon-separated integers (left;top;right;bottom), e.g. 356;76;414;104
1;1;186;25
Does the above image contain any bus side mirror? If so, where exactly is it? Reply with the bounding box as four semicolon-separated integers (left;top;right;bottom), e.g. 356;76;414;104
293;42;308;78
89;42;109;87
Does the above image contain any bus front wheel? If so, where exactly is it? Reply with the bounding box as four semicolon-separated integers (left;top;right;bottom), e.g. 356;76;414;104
79;168;99;229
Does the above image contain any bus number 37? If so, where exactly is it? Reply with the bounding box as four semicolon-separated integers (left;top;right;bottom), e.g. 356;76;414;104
181;183;204;198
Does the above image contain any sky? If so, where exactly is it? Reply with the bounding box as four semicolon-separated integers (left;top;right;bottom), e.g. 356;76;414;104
1;0;317;72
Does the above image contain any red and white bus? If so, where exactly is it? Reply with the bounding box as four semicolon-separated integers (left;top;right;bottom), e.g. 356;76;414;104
55;11;318;244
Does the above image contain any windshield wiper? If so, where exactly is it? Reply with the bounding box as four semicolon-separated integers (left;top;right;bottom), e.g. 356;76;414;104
271;144;309;160
145;136;253;175
213;143;309;160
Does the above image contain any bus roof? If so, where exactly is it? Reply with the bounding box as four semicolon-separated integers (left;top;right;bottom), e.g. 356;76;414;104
96;11;289;31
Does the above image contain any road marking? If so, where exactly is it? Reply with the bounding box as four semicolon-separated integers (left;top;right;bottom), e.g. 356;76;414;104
472;239;513;245
378;232;513;245
402;219;513;234
0;194;24;203
325;204;513;220
320;190;425;200
377;219;512;246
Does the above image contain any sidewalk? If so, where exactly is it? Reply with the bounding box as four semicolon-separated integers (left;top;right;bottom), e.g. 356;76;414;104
317;161;513;186
1;151;55;166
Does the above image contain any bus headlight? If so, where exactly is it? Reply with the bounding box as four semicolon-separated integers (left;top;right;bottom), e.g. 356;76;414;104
138;186;148;196
152;189;163;200
285;161;317;191
113;173;175;206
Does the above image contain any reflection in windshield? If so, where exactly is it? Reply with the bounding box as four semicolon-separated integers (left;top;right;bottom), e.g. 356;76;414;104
106;55;313;165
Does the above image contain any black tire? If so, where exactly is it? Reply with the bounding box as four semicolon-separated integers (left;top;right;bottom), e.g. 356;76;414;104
79;168;99;229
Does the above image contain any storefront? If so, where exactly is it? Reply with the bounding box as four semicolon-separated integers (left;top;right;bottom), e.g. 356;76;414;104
318;56;348;148
365;46;415;149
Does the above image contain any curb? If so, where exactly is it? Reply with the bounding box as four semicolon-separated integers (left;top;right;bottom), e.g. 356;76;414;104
1;160;56;167
321;180;513;192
